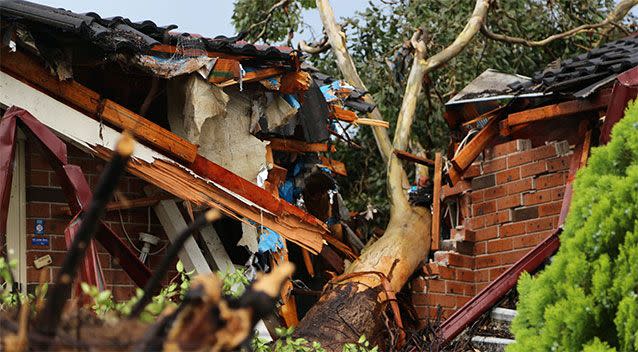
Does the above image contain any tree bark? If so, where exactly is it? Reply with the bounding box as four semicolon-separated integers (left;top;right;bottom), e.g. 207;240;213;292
295;1;491;350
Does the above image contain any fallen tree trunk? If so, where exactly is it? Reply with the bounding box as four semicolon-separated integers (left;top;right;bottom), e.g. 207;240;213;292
296;206;430;349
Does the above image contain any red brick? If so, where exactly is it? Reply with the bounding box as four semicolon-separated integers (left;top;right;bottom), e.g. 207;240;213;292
427;280;446;293
473;242;486;255
412;293;429;306
438;265;456;280
508;149;535;167
501;249;528;265
462;163;481;179
423;262;440;276
472;174;496;190
496;168;521;184
470;189;485;203
442;181;471;199
483;185;507;200
426;293;457;308
507;177;535;194
472;200;496;216
412;277;426;291
539;201;562;216
455;295;472;307
475;226;498;241
487;238;514;253
456;269;475;282
526;217;557;233
484;139;531;160
512;206;539;221
475;254;500;268
482;157;507;174
551;186;566;201
489;267;508;280
523;189;552;205
511;233;542;248
446;281;473;295
546;155;572;172
500;222;526;237
26;203;50;218
520;161;548;177
536;173;566;189
435;252;473;268
50;236;68;251
498;210;512;223
28;170;50;187
27;267;50;284
475;269;490;282
497;194;522;210
466;216;485;230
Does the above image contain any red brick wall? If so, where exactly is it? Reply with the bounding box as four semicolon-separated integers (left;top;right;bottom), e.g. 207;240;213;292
411;138;573;324
24;137;175;300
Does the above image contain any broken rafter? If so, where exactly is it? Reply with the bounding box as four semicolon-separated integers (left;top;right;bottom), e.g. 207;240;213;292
267;138;336;153
393;149;434;166
449;116;500;184
501;90;611;134
0;48;198;163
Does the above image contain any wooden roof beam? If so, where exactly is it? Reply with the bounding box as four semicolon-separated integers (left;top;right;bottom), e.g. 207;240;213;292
0;48;198;163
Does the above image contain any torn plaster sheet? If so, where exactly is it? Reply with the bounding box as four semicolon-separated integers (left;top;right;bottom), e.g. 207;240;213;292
237;221;260;253
182;74;229;140
134;54;216;79
264;94;298;130
0;71;273;216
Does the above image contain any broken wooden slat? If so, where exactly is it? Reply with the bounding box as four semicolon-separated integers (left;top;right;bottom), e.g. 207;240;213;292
150;198;212;274
208;58;241;84
267;138;336;153
431;153;443;251
319;156;347;176
449;116;500;184
505;90;611;128
0;48;198;163
393;149;434;166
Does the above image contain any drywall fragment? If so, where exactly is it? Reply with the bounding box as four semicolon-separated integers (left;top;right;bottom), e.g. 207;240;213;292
182;74;229;140
264;94;298;130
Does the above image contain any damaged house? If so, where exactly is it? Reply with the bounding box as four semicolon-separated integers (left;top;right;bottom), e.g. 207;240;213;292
410;34;638;347
0;0;378;333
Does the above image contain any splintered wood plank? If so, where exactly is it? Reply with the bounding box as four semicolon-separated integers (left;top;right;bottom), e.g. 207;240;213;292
506;90;611;127
449;116;499;184
0;48;198;163
267;138;336;153
431;153;442;251
319;156;347;176
393;149;434;166
280;71;311;94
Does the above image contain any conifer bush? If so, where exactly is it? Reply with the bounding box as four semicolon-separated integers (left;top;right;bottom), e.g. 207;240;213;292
509;100;638;351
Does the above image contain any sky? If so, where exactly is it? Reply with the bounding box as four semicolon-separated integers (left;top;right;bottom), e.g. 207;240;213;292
36;0;370;43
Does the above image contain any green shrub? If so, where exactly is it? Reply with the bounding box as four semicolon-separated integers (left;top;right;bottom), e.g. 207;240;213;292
509;100;638;351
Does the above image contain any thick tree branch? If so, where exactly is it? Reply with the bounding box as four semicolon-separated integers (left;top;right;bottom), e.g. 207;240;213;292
298;37;331;54
481;0;638;47
388;0;491;209
316;0;394;164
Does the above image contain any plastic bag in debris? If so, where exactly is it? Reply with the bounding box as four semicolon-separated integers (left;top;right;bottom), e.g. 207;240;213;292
257;226;284;254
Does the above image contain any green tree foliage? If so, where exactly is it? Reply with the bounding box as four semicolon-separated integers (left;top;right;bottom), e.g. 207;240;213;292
232;0;633;221
509;101;638;351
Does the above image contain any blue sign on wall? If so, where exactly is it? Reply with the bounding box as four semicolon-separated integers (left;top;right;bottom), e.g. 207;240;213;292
32;219;48;246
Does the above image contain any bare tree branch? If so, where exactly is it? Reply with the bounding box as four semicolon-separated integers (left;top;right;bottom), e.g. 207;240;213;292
481;0;638;47
316;0;395;164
